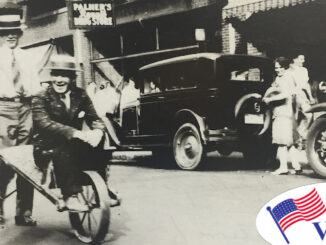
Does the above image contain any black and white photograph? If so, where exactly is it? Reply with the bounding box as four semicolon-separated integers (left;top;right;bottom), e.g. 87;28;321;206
0;0;326;244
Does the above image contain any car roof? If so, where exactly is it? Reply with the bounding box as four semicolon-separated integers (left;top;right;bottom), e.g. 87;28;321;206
139;53;270;71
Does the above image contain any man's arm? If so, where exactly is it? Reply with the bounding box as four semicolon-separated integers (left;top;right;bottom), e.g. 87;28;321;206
81;90;106;131
32;92;78;139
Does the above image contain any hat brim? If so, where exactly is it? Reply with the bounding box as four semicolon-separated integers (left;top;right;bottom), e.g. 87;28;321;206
0;26;23;31
43;67;83;72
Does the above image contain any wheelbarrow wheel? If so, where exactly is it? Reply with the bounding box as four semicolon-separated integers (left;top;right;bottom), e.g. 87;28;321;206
69;171;111;244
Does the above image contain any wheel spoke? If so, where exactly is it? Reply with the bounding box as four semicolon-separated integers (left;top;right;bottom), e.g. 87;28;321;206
89;192;95;203
87;213;93;238
80;192;88;203
81;212;87;224
90;212;98;227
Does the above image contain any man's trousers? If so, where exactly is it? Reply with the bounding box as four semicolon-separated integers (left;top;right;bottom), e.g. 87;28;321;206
0;101;34;217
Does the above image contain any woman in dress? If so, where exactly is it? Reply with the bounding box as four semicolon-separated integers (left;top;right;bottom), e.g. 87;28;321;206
263;57;302;175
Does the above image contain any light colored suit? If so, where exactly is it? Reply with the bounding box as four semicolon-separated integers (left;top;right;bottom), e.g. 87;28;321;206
0;46;41;98
0;45;40;218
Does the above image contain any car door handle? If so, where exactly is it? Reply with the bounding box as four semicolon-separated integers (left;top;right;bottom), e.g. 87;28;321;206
157;96;165;100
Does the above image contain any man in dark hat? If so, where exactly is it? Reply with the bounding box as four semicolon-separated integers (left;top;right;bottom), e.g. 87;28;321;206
0;2;41;226
32;54;118;212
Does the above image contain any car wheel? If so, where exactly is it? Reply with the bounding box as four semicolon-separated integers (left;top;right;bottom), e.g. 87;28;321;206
306;117;326;177
173;123;205;170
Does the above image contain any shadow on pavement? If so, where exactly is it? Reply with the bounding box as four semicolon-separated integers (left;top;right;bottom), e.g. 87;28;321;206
110;151;277;172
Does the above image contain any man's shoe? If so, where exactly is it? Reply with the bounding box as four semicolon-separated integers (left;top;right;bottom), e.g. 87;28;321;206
108;189;121;207
15;216;37;227
271;169;289;175
65;195;89;212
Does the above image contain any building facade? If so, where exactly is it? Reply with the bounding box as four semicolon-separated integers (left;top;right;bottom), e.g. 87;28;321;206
16;0;227;88
222;0;326;81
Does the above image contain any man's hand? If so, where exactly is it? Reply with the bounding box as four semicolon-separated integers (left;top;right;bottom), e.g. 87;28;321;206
262;97;271;105
91;120;105;130
72;129;103;147
85;129;103;147
72;130;87;141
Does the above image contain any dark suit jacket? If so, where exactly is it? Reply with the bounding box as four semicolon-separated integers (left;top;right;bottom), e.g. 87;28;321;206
31;85;104;167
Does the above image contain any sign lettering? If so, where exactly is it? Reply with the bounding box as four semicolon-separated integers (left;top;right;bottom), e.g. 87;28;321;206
67;1;115;29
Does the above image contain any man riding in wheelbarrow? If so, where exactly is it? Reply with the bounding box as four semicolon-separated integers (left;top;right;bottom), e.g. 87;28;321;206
32;54;120;212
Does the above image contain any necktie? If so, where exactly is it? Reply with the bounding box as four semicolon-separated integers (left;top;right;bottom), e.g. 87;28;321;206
60;92;71;110
11;51;23;95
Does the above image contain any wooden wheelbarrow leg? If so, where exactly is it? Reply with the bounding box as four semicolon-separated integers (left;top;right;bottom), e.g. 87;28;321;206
0;145;65;211
1;189;17;200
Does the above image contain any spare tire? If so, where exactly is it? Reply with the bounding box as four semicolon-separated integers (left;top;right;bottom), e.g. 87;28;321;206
235;94;274;168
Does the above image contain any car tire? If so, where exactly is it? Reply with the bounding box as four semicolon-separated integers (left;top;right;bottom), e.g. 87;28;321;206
173;123;206;170
306;117;326;177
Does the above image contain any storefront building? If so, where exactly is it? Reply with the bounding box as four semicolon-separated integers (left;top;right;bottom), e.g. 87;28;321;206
222;0;326;81
17;0;227;88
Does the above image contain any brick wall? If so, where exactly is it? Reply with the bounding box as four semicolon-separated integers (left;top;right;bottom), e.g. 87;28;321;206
222;21;247;54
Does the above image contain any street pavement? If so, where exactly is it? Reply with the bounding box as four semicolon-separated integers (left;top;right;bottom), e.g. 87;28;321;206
0;151;325;245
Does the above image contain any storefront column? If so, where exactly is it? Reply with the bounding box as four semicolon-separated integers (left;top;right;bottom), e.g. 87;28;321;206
73;29;92;89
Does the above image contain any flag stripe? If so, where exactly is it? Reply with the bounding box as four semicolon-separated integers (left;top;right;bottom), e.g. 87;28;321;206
295;192;319;209
294;188;317;202
280;204;326;229
299;199;323;214
282;206;326;230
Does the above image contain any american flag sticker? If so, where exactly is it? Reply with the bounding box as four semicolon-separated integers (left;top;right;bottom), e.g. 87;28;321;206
256;184;326;245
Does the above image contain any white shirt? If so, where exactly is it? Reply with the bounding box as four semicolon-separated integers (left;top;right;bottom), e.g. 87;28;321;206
0;46;41;97
290;66;310;91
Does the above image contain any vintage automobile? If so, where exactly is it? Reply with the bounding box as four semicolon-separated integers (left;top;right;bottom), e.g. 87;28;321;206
305;80;326;177
117;53;274;170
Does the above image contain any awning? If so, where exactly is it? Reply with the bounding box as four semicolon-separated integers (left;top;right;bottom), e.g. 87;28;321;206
223;0;316;19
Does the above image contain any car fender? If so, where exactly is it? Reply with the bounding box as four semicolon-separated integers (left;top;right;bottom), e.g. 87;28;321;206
234;93;271;136
174;109;207;144
234;93;262;118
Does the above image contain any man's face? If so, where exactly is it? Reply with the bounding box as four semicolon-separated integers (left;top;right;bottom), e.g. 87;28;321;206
0;29;22;49
51;70;75;94
293;55;305;67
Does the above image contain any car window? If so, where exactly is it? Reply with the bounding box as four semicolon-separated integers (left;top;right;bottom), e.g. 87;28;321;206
143;76;163;94
165;62;199;91
230;68;262;82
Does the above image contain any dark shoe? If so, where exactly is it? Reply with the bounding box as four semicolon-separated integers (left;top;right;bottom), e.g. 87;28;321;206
108;189;121;207
15;216;37;227
295;168;303;174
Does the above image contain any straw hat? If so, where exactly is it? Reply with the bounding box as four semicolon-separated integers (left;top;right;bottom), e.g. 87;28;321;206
0;2;24;31
44;54;82;72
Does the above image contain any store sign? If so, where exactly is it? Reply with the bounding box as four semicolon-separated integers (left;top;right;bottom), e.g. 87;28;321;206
67;1;115;29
